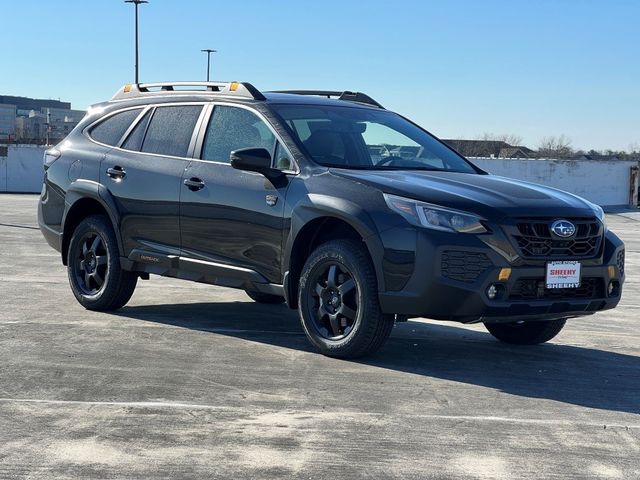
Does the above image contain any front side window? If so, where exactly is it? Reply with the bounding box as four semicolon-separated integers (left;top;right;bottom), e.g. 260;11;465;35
141;105;202;157
201;106;275;163
90;108;142;146
274;142;294;171
273;105;477;173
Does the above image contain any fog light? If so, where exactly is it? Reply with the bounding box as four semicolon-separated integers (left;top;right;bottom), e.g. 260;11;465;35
486;283;505;300
608;280;620;296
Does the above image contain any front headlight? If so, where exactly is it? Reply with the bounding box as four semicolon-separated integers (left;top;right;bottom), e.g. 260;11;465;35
384;193;488;234
591;203;607;230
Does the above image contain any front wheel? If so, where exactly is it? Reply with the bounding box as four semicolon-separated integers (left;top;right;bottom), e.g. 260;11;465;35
67;215;137;311
484;318;567;345
298;239;394;358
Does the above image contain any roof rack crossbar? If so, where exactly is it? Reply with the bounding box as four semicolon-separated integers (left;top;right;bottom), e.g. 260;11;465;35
111;81;265;101
272;90;384;109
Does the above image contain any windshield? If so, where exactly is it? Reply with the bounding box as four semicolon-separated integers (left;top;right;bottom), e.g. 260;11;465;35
272;104;477;173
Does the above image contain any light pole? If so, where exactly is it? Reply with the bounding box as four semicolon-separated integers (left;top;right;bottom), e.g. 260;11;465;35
125;0;148;84
201;49;217;82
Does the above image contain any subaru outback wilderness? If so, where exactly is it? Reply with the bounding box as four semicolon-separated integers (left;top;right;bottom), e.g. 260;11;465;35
38;81;625;358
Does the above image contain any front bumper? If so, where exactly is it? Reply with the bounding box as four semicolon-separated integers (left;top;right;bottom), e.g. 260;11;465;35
377;227;625;323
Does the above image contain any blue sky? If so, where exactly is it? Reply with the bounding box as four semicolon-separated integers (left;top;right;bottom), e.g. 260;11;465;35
1;0;638;151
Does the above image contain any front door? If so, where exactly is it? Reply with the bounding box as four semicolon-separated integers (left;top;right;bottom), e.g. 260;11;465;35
180;104;294;284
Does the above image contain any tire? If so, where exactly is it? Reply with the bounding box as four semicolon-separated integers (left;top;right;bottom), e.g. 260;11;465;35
484;318;567;345
298;239;394;358
67;214;137;311
245;290;285;304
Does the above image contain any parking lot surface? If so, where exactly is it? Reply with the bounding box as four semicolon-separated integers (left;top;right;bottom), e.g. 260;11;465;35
0;194;638;479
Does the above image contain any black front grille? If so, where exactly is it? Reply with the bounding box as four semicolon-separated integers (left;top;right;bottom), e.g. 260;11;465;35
441;250;492;283
512;219;602;258
508;277;604;301
617;250;625;276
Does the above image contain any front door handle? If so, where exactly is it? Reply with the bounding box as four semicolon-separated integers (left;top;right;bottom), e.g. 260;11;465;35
106;166;126;180
184;177;205;191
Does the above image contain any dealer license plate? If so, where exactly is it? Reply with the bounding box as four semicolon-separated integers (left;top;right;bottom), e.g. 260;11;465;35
546;261;581;289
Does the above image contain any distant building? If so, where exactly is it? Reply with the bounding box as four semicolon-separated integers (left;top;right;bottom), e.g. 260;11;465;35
573;154;621;161
0;95;85;144
442;139;536;158
0;104;17;140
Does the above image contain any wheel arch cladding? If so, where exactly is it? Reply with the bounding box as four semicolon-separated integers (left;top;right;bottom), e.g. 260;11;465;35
62;181;123;265
284;196;386;308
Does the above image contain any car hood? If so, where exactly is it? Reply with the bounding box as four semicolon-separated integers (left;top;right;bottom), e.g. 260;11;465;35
330;169;597;221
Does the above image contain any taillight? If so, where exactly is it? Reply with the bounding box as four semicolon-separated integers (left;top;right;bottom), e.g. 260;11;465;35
43;148;61;170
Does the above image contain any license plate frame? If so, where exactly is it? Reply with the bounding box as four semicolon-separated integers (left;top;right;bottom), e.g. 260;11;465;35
546;261;581;289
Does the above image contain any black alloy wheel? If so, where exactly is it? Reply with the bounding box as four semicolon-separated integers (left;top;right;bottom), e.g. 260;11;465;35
73;231;109;296
67;215;138;311
298;239;394;358
306;262;358;340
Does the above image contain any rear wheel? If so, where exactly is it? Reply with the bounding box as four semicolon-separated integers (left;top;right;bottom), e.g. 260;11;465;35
67;215;137;311
484;318;567;345
244;290;285;304
298;239;394;358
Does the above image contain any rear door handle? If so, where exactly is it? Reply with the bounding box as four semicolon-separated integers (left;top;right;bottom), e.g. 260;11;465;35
184;177;205;191
106;166;126;180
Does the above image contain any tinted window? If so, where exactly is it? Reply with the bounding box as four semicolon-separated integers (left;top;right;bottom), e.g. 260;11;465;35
122;109;152;151
141;105;202;157
202;106;275;163
274;142;293;171
90;108;142;146
274;105;477;173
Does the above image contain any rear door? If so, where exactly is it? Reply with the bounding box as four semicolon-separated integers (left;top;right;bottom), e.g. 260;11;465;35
102;103;204;259
179;103;295;284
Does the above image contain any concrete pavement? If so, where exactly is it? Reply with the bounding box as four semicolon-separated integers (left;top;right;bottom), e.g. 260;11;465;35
0;194;638;479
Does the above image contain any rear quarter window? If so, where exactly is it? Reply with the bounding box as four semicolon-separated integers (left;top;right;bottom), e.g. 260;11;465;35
89;108;143;146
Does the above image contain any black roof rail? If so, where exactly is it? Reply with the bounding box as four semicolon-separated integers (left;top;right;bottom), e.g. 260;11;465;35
111;81;266;101
271;90;384;109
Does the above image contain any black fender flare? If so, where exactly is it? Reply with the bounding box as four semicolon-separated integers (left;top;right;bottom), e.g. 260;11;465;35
61;180;124;262
283;194;386;302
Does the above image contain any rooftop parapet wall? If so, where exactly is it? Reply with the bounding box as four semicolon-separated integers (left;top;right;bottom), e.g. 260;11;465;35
0;145;46;193
0;147;638;207
471;157;639;208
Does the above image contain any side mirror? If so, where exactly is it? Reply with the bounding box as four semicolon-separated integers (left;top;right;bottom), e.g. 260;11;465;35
230;148;283;180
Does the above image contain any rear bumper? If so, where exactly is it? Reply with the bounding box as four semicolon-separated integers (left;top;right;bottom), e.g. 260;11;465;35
377;228;625;323
37;190;63;253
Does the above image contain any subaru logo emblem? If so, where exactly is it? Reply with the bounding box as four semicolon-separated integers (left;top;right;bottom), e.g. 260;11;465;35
550;219;576;238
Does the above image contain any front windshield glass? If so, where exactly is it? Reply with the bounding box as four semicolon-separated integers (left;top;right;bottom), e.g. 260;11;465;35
272;104;477;173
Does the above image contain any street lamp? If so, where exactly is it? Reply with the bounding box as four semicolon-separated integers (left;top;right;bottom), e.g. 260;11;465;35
125;0;148;84
201;49;217;82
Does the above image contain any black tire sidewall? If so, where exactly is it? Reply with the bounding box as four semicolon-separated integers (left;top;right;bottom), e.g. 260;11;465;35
484;318;567;345
298;240;388;357
67;215;124;310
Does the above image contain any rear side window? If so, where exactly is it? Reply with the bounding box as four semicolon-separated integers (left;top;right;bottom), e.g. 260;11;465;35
89;108;142;146
202;106;275;163
141;105;203;157
122;109;152;151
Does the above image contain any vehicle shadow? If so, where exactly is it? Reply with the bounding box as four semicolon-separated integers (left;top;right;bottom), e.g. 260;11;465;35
115;301;640;415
